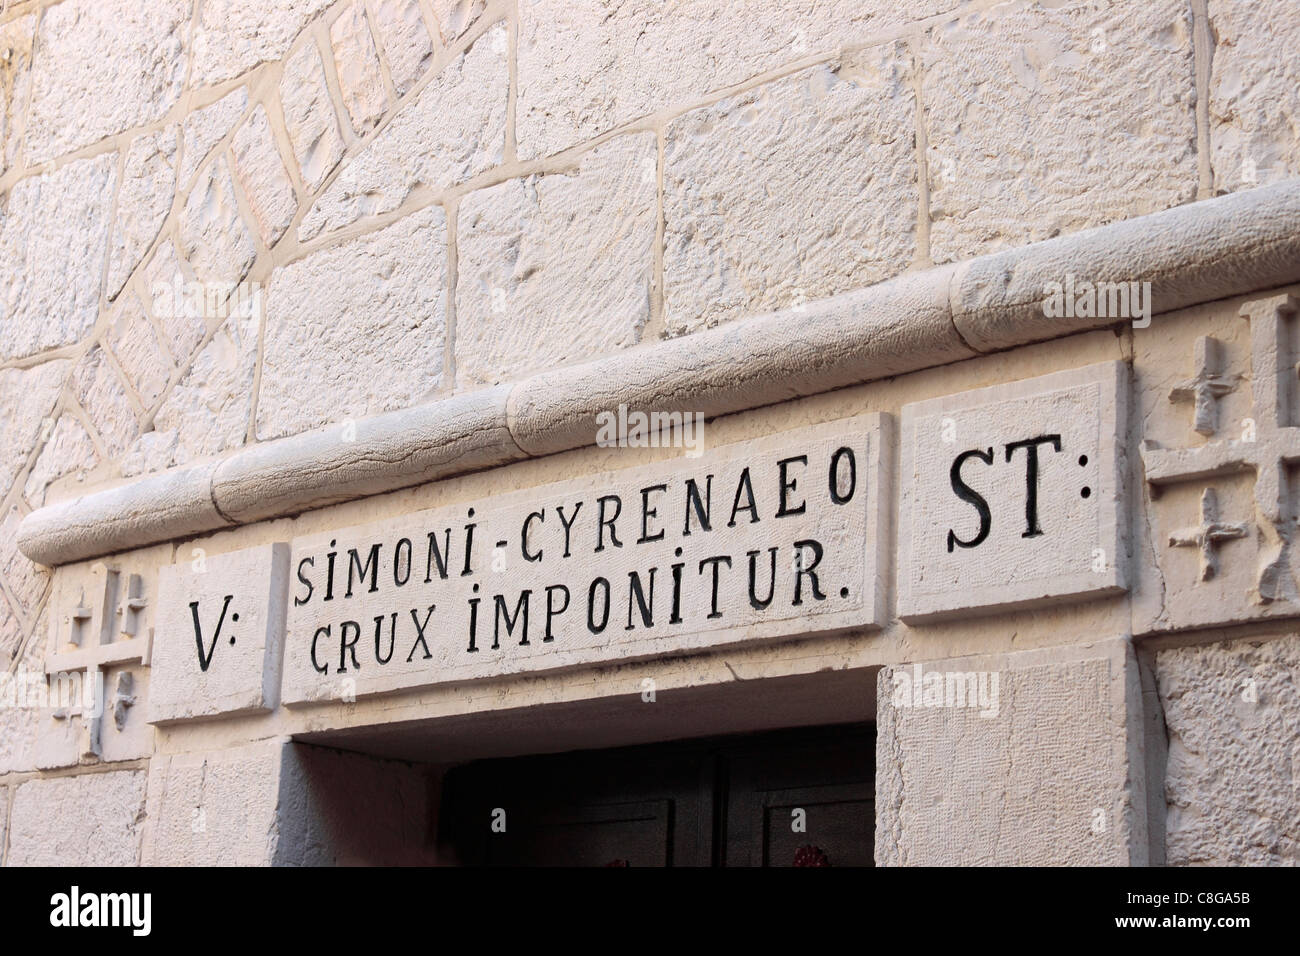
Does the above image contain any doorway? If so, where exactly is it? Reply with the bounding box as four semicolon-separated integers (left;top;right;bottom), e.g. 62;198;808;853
438;722;875;866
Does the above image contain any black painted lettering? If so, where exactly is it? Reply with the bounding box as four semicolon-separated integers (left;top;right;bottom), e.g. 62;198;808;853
946;447;994;553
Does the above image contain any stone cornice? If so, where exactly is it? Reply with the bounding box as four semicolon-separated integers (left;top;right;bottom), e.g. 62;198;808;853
18;179;1300;567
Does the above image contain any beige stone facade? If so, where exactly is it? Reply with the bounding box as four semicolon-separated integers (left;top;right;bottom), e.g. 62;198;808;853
2;0;1299;867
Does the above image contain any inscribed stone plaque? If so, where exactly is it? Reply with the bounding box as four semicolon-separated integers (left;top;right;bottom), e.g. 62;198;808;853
148;543;290;723
898;362;1126;620
283;413;891;704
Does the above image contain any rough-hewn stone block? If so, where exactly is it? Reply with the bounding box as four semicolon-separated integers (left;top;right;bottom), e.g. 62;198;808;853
457;132;656;385
664;45;916;335
24;0;186;164
230;105;297;248
922;0;1197;263
1208;0;1300;191
0;361;67;500
106;128;180;301
279;40;345;191
7;770;147;865
1157;633;1300;865
370;0;434;93
330;1;388;134
260;205;447;440
0;156;117;360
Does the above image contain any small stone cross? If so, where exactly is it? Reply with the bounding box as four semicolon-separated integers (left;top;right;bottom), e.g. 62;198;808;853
1168;488;1249;581
1169;335;1236;436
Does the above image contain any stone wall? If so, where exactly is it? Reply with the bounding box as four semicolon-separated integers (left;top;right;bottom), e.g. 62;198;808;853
3;0;1300;866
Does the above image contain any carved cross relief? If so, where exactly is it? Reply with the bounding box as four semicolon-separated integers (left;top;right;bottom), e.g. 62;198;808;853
1142;294;1300;603
46;562;152;757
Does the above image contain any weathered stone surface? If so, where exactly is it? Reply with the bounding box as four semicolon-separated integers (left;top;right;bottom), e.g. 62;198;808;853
664;46;916;335
299;23;507;239
1208;0;1300;191
7;771;147;865
877;639;1146;865
457;133;656;385
179;87;248;189
180;153;258;284
260;205;446;439
1158;633;1300;865
283;413;891;703
0;155;117;360
144;240;208;364
142;739;436;864
0;614;41;772
2;505;47;614
107;292;174;411
0;360;67;500
191;0;335;88
923;0;1197;264
150;544;290;722
106;128;180;301
230;105;297;247
24;415;98;508
516;0;951;160
122;306;258;475
23;0;186;164
428;0;485;46
370;0;434;93
330;1;388;134
279;40;345;191
898;362;1128;620
70;344;138;458
0;14;36;175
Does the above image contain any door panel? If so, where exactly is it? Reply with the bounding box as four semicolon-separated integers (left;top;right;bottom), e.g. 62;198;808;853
439;723;873;866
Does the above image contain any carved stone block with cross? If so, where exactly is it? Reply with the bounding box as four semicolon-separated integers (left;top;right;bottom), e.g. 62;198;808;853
1141;293;1300;621
42;545;169;763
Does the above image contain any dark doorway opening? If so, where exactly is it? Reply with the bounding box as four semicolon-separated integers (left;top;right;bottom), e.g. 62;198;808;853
439;722;874;867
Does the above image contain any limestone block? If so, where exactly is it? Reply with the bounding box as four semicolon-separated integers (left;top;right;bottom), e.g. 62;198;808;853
876;638;1146;865
664;45;916;335
69;344;138;458
259;205;446;440
923;0;1197;264
457;132;656;386
106;128;180;301
107;293;174;411
0;155;117;360
330;1;388;134
370;0;434;93
149;543;290;722
898;361;1128;620
6;770;148;865
191;0;335;88
1208;0;1300;191
230;105;297;248
279;41;345;192
0;14;36;175
122;304;259;476
179;87;248;189
1157;633;1300;865
0;595;19;666
179;154;258;285
0;360;67;500
23;415;98;508
23;0;186;164
299;23;507;240
516;0;953;160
